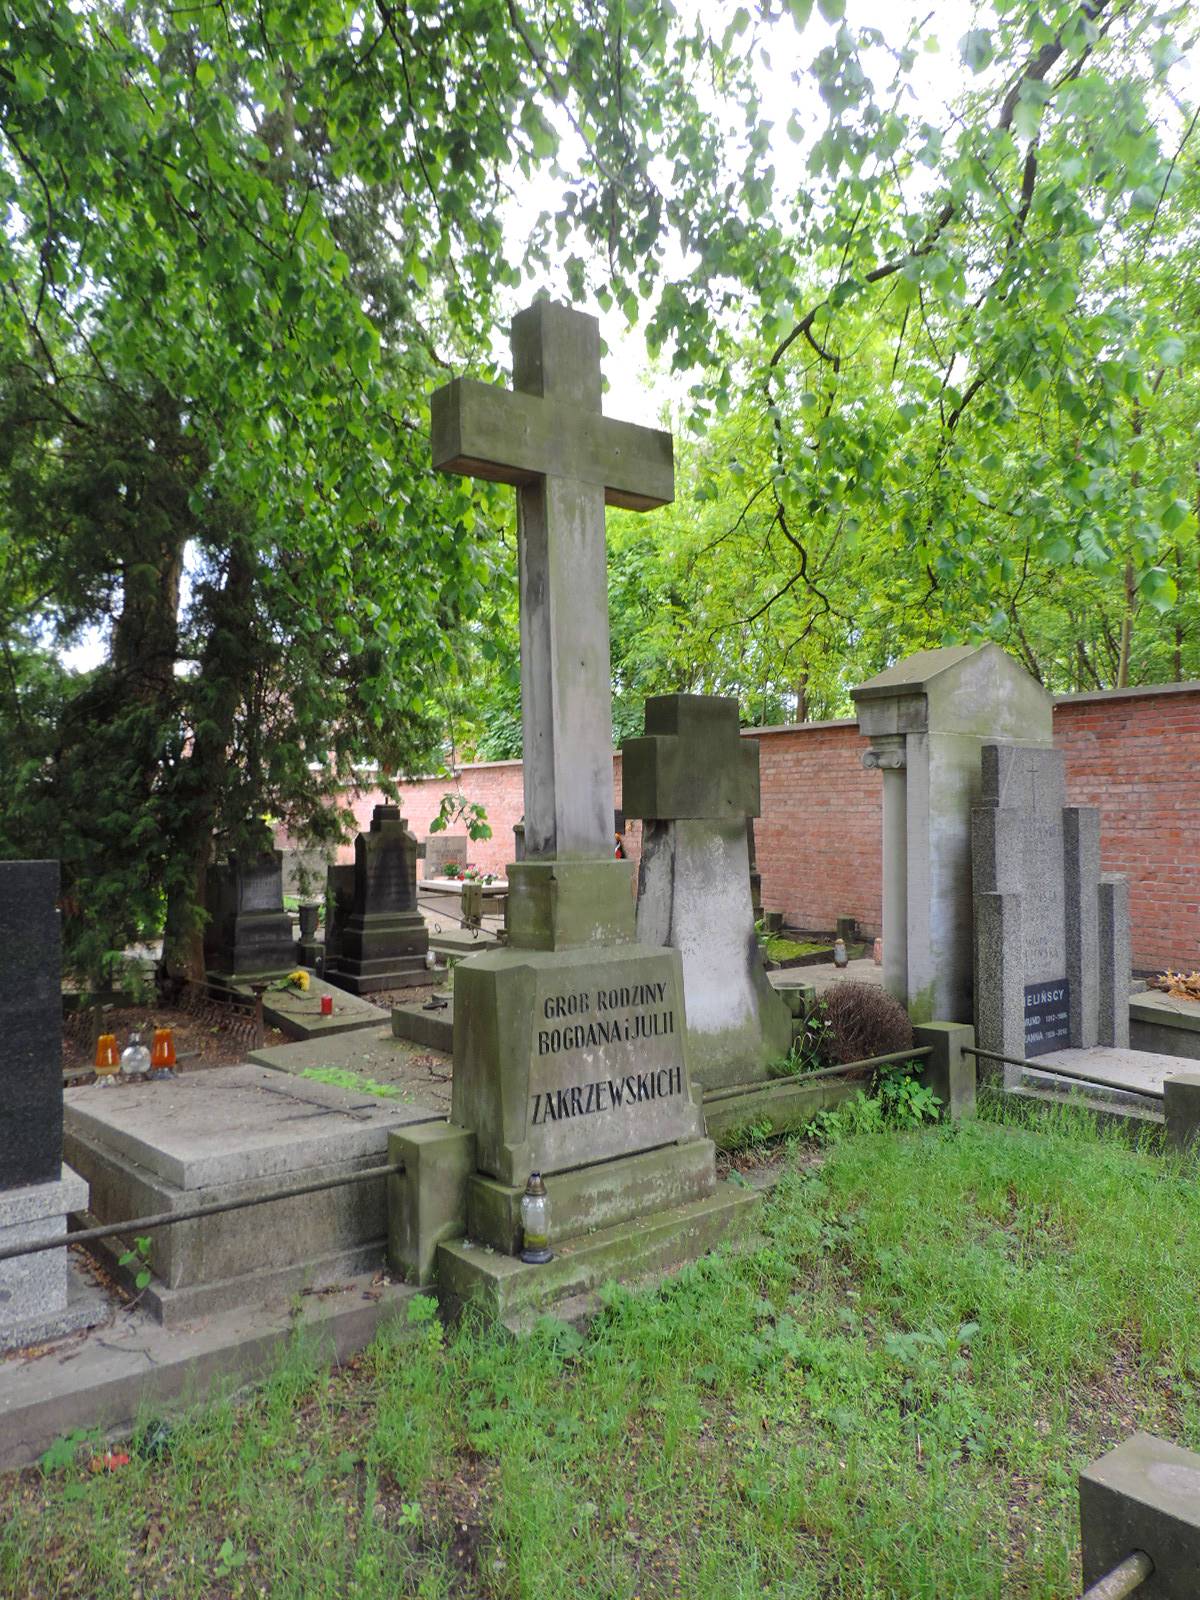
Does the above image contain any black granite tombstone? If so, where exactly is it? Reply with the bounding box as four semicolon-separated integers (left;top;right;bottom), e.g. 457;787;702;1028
0;861;63;1188
323;862;355;974
203;850;296;978
326;807;429;995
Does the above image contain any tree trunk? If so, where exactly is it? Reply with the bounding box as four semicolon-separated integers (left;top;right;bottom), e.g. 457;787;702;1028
161;543;256;982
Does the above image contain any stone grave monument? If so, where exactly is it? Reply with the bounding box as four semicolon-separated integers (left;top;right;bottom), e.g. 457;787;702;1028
323;861;355;974
852;644;1053;1023
422;833;469;881
0;861;92;1350
325;804;429;995
404;299;755;1321
972;741;1131;1085
623;694;792;1089
204;849;297;983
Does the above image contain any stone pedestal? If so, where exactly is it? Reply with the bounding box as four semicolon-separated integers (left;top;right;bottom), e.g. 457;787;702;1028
328;806;429;996
852;643;1054;1024
623;695;793;1089
204;850;296;981
0;1167;92;1352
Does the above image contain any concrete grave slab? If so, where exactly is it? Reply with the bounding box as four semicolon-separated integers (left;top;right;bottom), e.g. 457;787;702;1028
0;1270;421;1472
250;1027;452;1116
243;973;389;1042
64;1064;435;1191
1131;988;1200;1063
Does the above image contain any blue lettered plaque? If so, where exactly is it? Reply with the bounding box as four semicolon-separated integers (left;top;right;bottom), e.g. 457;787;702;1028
1024;980;1071;1057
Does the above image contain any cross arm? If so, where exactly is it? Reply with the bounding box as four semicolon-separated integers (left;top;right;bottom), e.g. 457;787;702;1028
430;378;674;511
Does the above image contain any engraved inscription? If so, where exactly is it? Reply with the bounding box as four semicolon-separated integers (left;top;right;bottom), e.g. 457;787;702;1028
1024;978;1071;1057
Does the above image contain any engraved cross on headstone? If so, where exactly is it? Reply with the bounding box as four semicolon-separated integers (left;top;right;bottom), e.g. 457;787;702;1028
431;299;673;861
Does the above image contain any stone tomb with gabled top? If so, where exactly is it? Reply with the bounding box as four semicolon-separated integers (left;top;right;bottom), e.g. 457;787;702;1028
391;300;758;1325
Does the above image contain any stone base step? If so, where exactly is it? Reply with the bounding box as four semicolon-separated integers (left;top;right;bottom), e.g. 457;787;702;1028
703;1072;863;1144
391;995;453;1052
435;1183;761;1330
1007;1083;1165;1135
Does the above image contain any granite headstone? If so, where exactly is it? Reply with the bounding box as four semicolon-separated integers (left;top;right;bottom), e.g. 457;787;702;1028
972;741;1130;1083
203;850;296;979
326;806;429;995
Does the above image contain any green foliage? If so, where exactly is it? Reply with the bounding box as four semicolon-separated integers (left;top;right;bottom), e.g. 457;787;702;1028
116;1235;153;1294
429;794;492;843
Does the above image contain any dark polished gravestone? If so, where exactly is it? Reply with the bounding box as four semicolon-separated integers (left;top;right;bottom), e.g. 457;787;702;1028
326;806;429;996
0;861;91;1351
972;742;1130;1084
203;850;297;981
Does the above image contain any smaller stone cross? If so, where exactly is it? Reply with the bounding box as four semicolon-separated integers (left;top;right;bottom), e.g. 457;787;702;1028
431;299;673;862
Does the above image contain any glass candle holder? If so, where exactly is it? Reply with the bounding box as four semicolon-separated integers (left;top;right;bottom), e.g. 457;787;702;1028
120;1030;151;1081
149;1027;177;1079
94;1033;120;1085
519;1172;552;1264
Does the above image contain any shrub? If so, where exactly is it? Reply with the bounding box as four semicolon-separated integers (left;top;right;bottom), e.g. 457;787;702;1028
820;982;914;1065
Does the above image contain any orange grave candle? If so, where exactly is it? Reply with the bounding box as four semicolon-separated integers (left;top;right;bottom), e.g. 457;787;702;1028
94;1033;119;1085
149;1027;176;1079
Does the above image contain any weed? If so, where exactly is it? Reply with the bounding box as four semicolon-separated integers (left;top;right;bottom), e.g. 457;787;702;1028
116;1234;153;1293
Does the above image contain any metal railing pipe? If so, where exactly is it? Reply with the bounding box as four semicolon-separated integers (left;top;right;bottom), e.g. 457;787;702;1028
0;1160;404;1266
1080;1549;1153;1600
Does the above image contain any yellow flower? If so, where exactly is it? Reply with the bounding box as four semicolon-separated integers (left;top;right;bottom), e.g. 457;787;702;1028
287;969;310;992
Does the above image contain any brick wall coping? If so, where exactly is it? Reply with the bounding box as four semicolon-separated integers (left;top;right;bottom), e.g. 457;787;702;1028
1052;681;1200;705
741;717;860;736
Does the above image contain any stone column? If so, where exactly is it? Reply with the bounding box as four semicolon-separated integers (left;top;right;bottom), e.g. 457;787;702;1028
862;736;908;1006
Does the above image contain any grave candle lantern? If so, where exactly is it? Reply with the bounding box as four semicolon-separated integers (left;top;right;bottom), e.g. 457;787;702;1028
519;1172;552;1264
120;1030;150;1081
149;1027;176;1080
93;1033;120;1085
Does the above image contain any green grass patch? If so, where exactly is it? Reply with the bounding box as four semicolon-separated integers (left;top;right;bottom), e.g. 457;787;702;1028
299;1066;406;1099
764;936;827;962
6;1105;1200;1597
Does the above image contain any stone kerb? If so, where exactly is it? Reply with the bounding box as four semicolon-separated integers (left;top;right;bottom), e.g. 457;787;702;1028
623;694;794;1091
972;741;1130;1084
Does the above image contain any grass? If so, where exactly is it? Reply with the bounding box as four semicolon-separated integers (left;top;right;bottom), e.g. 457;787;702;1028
5;1100;1200;1598
763;936;828;963
299;1065;409;1099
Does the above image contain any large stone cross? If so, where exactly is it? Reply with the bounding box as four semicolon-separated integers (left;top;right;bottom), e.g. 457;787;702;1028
431;299;673;861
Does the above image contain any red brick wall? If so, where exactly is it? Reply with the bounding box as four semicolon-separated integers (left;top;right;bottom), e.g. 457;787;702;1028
747;720;882;938
320;682;1200;972
1054;687;1200;974
337;755;641;879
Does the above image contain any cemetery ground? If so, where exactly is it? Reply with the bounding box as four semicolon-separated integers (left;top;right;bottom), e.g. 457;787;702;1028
5;1097;1200;1599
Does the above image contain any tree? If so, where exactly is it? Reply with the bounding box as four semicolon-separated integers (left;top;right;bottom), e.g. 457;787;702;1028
0;0;753;979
